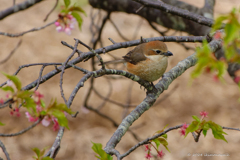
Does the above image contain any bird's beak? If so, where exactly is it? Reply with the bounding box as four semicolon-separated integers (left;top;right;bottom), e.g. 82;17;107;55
163;51;173;56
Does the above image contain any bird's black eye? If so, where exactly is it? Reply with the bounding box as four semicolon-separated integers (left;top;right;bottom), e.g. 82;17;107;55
156;50;161;54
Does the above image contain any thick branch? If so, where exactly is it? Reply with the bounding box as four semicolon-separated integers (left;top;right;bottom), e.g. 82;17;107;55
0;0;43;20
89;0;214;35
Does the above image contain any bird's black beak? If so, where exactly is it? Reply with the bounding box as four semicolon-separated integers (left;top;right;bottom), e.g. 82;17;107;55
164;51;173;56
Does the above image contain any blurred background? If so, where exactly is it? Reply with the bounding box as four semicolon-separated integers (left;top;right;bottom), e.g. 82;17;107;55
0;0;240;159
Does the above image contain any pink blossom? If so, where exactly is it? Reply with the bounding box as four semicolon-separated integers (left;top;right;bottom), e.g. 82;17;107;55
10;108;21;117
36;105;42;112
182;122;188;129
179;127;186;136
25;112;38;122
144;144;151;151
67;14;74;20
64;27;71;35
6;93;10;98
200;111;208;119
234;76;240;83
34;91;44;105
41;116;51;127
0;98;4;104
213;75;219;82
56;26;63;32
157;150;165;158
55;21;60;26
6;80;13;87
145;152;153;160
52;118;60;131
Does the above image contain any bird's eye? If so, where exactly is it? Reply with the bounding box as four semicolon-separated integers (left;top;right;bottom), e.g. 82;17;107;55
156;50;161;54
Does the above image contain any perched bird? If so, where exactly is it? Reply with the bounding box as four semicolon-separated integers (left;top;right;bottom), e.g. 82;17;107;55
104;41;173;82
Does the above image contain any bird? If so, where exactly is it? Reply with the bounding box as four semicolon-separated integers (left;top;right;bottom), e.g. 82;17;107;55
103;41;173;82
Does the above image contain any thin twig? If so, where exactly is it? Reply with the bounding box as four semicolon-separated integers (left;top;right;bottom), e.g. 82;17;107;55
0;20;56;37
0;119;41;137
0;39;22;64
0;140;10;160
44;0;59;21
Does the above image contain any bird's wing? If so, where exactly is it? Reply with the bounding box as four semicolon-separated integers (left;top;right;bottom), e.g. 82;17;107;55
122;44;147;65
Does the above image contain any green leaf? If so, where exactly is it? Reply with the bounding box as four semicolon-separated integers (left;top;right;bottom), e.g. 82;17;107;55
158;137;171;153
55;103;74;115
42;157;53;160
0;86;14;93
71;11;83;30
69;6;87;16
64;0;71;8
185;121;200;136
40;99;46;108
32;148;41;158
2;72;22;91
161;134;167;139
91;142;113;160
212;15;228;31
224;23;239;43
192;115;200;122
208;121;228;143
24;97;36;113
152;138;160;149
51;110;69;129
0;121;5;126
202;129;207;137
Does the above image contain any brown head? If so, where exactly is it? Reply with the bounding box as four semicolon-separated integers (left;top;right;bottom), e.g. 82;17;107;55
143;41;173;57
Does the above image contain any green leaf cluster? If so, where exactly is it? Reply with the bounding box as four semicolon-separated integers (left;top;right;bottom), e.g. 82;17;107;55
185;116;228;143
32;147;53;160
152;125;170;153
62;0;86;30
212;8;240;63
46;99;75;129
91;142;113;160
191;40;227;79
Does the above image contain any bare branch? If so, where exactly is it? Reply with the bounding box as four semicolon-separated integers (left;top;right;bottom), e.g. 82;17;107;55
0;21;56;37
133;0;214;27
0;39;22;64
0;0;43;20
0;119;41;137
0;140;10;160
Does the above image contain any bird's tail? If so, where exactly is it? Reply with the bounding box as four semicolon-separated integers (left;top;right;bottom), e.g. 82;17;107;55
101;59;126;65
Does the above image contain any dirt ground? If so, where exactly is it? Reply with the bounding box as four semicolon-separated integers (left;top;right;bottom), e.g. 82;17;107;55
0;0;240;160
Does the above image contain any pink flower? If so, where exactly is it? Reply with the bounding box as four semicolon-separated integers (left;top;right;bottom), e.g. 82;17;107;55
213;31;222;39
55;21;60;26
6;80;13;87
144;144;151;151
56;26;63;32
234;76;240;83
0;98;4;104
10;108;21;117
200;111;208;119
35;91;44;99
157;150;165;158
64;27;71;35
36;105;42;112
182;122;188;129
52;118;60;131
25;112;39;122
145;152;153;160
213;75;219;82
179;127;186;136
41;116;51;127
34;91;44;105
